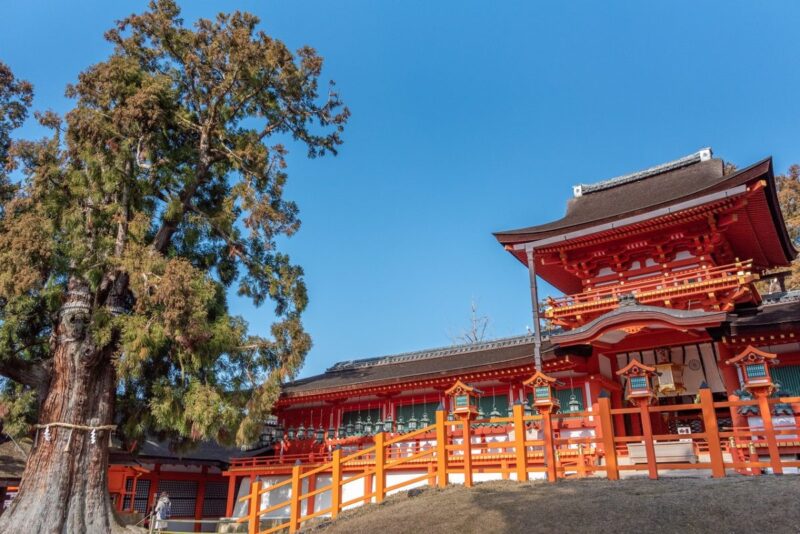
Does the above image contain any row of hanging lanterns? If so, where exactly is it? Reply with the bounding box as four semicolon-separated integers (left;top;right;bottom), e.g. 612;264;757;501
262;386;582;444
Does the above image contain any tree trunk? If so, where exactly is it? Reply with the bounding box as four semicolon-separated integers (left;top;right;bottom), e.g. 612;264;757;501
0;284;124;534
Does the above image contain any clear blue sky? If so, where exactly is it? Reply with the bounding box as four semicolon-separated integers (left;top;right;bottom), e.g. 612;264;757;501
2;1;799;378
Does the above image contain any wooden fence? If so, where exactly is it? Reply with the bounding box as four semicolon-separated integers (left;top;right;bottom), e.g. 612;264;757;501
235;389;800;534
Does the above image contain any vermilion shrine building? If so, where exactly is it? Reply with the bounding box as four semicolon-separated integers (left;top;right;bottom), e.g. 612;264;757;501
222;148;800;521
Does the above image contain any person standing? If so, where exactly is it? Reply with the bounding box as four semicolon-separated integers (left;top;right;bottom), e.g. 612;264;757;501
153;492;171;532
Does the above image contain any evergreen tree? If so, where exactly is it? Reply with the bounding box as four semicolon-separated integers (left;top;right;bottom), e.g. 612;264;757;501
0;2;348;532
776;164;800;288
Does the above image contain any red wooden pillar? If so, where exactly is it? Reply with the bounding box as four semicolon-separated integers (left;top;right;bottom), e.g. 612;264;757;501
717;342;741;395
225;475;237;518
637;400;658;480
193;466;208;532
611;389;626;437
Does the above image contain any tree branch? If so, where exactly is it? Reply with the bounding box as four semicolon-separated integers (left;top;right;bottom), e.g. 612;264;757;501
0;350;50;390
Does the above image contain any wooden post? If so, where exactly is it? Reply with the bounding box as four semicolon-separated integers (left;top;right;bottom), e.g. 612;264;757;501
462;418;473;488
247;480;261;534
699;388;725;478
501;459;509;480
306;473;317;516
289;465;301;533
598;397;619;480
542;410;557;483
577;444;586;478
513;403;527;482
331;449;342;519
757;392;783;475
427;462;436;487
435;410;448;488
638;400;658;480
225;475;237;518
375;432;386;502
193;470;207;533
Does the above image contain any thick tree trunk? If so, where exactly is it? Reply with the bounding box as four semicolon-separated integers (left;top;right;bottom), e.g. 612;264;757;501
0;284;125;534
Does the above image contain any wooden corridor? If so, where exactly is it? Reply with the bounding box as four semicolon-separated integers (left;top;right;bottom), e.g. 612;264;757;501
233;390;800;534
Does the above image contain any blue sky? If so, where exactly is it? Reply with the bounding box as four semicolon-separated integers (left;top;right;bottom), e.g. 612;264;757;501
2;1;799;378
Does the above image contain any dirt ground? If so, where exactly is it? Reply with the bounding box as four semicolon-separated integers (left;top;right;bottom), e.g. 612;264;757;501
305;476;800;534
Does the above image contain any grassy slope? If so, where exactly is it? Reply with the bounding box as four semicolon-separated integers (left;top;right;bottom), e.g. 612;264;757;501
307;477;800;534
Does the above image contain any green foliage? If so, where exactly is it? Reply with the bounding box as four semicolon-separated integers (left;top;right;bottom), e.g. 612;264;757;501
0;0;347;448
776;165;800;289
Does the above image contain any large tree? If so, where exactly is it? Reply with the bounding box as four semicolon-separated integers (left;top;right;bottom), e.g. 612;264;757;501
0;2;348;532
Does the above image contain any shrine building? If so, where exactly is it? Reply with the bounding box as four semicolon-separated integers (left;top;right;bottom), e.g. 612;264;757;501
217;148;800;523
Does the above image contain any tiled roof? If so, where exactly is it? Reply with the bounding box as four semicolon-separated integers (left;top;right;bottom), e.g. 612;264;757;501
284;334;552;395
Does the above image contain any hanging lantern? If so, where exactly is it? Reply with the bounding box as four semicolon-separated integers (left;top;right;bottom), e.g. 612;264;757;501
296;424;306;440
447;412;456;421
327;425;336;440
315;425;325;443
568;394;581;413
523;398;533;417
383;414;394;434
374;415;384;435
420;411;430;428
477;406;486;427
363;415;373;436
396;415;406;434
489;405;502;427
408;414;418;432
354;415;364;436
275;425;285;441
345;420;354;437
259;432;270;446
287;426;296;441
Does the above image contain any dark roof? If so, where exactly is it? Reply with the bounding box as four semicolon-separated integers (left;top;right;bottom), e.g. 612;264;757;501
0;438;30;480
730;293;800;329
494;152;789;250
110;438;267;467
283;335;552;396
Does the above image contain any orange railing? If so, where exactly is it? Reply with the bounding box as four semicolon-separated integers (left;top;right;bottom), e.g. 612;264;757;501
545;260;757;327
235;391;800;533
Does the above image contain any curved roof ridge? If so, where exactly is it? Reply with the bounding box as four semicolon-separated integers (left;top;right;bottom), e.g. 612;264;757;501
325;333;537;372
573;147;712;197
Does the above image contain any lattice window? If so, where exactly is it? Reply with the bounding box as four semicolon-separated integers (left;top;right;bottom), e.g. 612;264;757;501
122;479;151;513
202;481;229;517
745;364;767;379
630;376;648;390
157;480;198;517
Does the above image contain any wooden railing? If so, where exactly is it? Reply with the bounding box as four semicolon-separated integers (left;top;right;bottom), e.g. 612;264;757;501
545;260;757;327
236;390;800;533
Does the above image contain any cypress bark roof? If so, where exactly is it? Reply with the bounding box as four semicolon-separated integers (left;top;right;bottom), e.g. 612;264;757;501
494;153;791;257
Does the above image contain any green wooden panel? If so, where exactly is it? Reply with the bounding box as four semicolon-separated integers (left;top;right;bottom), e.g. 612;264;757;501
341;408;379;427
555;388;583;411
396;402;439;423
478;394;509;416
772;365;800;396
